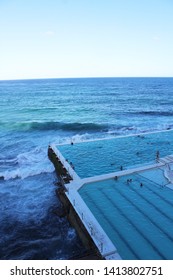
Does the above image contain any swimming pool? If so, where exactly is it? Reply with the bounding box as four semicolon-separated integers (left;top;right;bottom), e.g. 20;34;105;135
78;172;173;259
57;130;173;178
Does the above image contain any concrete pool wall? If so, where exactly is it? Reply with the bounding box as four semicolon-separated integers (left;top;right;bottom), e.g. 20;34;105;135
48;131;173;259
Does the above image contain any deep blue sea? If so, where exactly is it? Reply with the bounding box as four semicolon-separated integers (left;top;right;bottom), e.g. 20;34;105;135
0;77;173;260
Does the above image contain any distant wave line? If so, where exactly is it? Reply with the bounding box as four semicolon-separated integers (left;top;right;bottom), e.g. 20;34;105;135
130;111;173;117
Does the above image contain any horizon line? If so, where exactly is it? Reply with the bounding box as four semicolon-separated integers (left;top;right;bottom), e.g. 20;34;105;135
0;76;173;82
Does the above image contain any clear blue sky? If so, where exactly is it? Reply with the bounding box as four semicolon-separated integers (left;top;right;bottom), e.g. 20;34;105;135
0;0;173;80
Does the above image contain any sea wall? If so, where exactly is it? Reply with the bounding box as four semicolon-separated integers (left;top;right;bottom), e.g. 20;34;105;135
48;146;103;259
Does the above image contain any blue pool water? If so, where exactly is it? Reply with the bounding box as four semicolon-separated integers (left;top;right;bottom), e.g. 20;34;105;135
79;174;173;259
58;129;173;178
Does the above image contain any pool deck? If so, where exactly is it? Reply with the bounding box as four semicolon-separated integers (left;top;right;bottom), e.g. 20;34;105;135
49;141;173;260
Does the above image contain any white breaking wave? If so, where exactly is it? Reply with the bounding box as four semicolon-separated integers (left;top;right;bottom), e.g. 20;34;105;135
0;147;54;180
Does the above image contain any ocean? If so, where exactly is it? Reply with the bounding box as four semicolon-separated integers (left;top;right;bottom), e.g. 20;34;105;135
0;77;173;260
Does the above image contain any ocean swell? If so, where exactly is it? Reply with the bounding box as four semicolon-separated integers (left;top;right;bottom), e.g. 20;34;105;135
1;121;109;133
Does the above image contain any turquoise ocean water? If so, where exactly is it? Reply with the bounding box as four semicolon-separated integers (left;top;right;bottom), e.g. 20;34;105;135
0;77;173;259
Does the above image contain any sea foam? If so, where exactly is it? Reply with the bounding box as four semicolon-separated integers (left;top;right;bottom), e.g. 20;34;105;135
0;147;54;180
